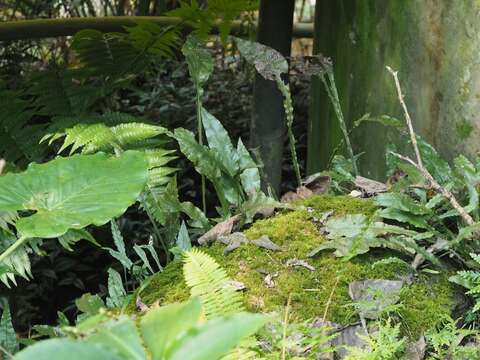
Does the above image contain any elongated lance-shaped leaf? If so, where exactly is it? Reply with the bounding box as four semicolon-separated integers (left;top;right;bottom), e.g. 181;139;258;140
0;303;17;354
174;128;222;180
237;138;261;195
108;220;133;270
182;35;214;213
0;151;148;239
133;244;155;274
106;268;127;308
201;108;239;177
182;35;214;90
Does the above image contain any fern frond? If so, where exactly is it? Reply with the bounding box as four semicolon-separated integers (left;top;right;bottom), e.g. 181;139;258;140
183;248;244;318
0;212;17;232
27;70;101;116
126;22;180;58
0;229;31;287
44;122;168;155
72;30;143;77
72;24;179;79
0;90;46;164
41;112;150;144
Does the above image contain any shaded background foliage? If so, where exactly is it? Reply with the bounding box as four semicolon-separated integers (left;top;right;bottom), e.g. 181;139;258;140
0;0;315;331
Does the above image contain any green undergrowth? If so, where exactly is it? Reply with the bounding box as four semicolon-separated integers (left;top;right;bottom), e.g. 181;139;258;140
133;195;457;338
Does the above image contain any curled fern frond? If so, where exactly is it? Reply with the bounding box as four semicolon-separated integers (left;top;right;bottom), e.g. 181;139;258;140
183;248;244;318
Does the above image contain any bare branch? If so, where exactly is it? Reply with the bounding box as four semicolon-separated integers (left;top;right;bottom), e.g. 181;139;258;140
386;66;423;168
390;152;474;226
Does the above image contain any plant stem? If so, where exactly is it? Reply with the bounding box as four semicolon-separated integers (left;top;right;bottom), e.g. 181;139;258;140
196;91;207;214
276;77;302;187
321;71;358;176
0;236;29;263
281;294;292;360
140;193;170;263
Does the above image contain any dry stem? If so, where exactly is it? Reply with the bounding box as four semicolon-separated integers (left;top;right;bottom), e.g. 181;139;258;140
387;65;473;226
390;152;474;226
386;66;423;168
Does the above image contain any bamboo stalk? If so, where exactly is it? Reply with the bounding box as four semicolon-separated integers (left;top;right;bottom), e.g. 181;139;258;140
0;17;314;41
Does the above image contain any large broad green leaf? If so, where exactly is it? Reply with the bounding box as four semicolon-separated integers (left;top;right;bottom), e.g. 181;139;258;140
13;339;122;360
87;317;147;360
167;313;266;360
0;151;148;238
182;35;214;89
140;298;202;360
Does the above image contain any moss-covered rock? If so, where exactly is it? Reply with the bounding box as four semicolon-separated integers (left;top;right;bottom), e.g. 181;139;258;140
135;195;457;338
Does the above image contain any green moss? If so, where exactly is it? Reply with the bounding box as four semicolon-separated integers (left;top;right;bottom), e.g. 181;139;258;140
300;195;377;219
126;260;189;313
135;195;456;338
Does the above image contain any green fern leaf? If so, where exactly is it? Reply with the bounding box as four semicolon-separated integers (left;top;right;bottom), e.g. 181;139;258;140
45;122;168;155
0;229;31;287
72;30;143;77
183;249;244;318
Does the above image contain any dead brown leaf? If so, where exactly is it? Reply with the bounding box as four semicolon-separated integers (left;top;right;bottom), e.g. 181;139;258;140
303;174;331;194
354;176;387;196
197;214;241;245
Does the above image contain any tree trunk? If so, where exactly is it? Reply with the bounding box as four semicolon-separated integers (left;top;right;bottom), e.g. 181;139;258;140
136;0;151;15
308;0;480;179
251;0;295;195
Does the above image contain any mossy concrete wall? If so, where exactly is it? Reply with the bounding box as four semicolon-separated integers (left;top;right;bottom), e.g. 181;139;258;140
308;0;480;179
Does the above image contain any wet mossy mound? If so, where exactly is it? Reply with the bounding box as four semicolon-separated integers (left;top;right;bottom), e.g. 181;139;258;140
136;195;457;338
